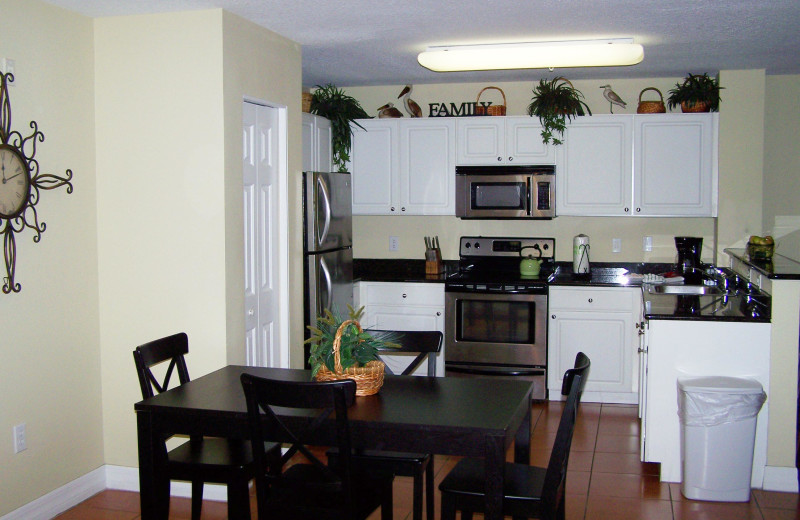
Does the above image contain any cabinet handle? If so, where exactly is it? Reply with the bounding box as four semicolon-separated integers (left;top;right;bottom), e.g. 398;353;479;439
636;207;641;213
401;207;406;212
508;156;513;162
402;293;407;298
391;206;395;212
588;298;593;303
551;314;556;319
497;157;502;162
436;311;441;316
624;207;630;213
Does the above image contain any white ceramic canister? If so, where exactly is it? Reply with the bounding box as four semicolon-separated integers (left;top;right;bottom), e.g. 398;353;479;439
573;234;591;274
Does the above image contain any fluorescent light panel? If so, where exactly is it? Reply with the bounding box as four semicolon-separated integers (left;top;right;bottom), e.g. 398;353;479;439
418;38;644;72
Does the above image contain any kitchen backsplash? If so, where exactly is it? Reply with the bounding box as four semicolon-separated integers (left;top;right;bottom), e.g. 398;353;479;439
352;214;716;264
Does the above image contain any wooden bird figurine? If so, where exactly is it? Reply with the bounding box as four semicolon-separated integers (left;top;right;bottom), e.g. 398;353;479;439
398;85;422;117
378;102;404;118
600;85;627;113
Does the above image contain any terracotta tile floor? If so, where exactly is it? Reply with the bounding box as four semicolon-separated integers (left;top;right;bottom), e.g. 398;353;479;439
56;401;799;519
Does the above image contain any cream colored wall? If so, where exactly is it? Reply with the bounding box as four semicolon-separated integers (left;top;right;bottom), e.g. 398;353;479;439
0;1;100;516
95;10;229;467
763;75;800;261
220;11;304;367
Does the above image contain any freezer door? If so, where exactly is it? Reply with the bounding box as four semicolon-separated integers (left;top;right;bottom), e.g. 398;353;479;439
307;247;354;326
305;171;353;252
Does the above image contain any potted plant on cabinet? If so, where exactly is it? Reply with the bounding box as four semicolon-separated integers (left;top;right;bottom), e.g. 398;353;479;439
310;84;371;172
667;73;723;113
306;305;399;395
527;77;592;145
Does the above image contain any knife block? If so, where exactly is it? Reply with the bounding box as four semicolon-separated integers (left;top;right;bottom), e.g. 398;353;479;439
425;249;444;275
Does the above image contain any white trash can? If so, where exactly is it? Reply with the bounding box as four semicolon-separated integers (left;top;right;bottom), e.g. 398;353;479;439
678;376;766;502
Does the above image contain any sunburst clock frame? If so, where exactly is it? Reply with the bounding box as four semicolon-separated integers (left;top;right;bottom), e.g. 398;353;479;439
0;71;73;293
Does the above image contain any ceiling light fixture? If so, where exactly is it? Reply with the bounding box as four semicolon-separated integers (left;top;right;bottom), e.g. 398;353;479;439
417;38;644;72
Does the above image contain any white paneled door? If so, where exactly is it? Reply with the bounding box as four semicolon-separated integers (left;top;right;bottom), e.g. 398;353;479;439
243;101;288;368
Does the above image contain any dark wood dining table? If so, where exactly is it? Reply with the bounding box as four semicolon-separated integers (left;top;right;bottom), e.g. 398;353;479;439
135;366;533;520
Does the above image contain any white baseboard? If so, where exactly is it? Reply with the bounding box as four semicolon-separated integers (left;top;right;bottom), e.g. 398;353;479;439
0;465;229;520
0;467;106;520
763;465;799;492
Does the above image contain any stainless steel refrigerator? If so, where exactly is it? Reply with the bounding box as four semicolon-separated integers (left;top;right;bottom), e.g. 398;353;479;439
303;171;353;361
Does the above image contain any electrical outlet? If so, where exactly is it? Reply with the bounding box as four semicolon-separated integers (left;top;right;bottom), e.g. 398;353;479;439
13;423;26;453
1;58;15;81
612;238;622;253
389;236;399;251
643;236;653;252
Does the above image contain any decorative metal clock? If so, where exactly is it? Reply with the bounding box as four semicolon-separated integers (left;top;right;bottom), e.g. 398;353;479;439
0;71;73;293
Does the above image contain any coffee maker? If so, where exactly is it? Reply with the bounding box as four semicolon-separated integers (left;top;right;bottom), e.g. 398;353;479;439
675;237;703;284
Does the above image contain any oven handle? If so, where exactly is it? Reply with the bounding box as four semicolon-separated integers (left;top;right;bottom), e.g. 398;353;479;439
446;365;545;377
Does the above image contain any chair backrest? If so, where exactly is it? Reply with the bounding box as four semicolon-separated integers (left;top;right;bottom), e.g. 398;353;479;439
240;374;358;517
133;332;191;399
371;330;443;376
541;352;591;516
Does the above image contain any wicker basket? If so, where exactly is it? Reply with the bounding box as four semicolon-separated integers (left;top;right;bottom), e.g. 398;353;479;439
680;100;710;113
636;87;666;114
474;86;507;116
302;92;313;113
314;319;385;396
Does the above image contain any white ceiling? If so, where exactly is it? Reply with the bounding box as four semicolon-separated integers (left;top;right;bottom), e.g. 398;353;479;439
44;0;800;87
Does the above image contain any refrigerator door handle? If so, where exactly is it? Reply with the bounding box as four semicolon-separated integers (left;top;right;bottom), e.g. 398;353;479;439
319;256;333;311
316;175;332;248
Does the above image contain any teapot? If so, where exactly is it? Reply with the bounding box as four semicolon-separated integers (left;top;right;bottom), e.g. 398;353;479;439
519;246;543;276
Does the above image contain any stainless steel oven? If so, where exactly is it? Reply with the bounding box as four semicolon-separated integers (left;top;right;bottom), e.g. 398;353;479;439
444;237;555;400
455;165;555;219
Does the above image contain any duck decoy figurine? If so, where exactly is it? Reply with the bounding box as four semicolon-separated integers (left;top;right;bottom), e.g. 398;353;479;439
600;85;627;113
398;84;423;118
377;102;404;118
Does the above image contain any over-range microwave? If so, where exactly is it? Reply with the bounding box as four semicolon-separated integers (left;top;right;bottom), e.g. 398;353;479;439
455;165;555;219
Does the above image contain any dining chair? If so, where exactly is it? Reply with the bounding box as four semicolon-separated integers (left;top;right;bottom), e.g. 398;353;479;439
240;374;395;520
327;330;442;520
438;352;591;520
133;332;279;520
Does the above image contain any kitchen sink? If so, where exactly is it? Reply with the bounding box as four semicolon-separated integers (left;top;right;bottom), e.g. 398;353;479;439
647;284;724;295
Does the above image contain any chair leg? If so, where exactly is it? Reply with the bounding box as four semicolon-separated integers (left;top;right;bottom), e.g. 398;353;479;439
227;478;252;520
381;479;393;520
190;479;203;520
425;456;434;520
412;469;423;520
440;492;456;520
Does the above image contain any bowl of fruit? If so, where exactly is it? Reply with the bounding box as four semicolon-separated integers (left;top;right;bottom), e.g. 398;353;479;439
747;235;774;261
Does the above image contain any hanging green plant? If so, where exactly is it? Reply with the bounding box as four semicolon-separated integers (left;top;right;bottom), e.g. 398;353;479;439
667;73;723;113
527;77;591;145
310;84;371;172
306;305;400;378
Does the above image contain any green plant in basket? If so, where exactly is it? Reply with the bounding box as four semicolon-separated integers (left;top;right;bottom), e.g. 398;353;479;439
306;305;400;378
527;77;591;145
310;84;371;172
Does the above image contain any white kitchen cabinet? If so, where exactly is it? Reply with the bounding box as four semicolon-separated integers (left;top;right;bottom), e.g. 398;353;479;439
548;286;640;403
456;116;555;165
641;319;770;484
354;281;445;376
556;113;717;217
302;113;332;172
349;118;455;215
555;115;633;216
634;113;717;216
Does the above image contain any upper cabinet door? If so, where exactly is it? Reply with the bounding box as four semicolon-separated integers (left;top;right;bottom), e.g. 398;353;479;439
315;116;333;173
456;118;505;164
556;115;634;216
505;117;555;164
349;120;398;214
302;113;333;172
399;119;455;215
634;114;716;216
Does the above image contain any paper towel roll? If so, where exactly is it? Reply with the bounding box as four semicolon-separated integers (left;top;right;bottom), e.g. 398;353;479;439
573;234;590;274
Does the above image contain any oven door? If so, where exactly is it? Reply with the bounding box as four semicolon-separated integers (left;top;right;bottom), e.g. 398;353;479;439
456;174;531;218
445;291;547;365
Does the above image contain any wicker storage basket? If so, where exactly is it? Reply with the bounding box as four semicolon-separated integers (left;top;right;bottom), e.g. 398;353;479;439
474;86;507;116
680;100;710;113
302;92;313;113
637;87;667;114
315;319;385;396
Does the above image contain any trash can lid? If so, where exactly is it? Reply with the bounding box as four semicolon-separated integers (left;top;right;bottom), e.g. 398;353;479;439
678;376;763;394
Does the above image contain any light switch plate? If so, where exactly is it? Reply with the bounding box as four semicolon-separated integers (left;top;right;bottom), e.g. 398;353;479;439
612;238;622;253
643;236;653;252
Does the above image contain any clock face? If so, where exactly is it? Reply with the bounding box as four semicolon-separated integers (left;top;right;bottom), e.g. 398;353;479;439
0;145;30;218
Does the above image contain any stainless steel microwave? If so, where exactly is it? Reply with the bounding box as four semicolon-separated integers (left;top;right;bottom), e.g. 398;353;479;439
455;165;555;219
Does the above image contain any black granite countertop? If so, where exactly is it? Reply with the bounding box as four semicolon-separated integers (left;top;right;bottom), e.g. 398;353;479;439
353;258;458;283
725;248;800;280
641;289;770;322
549;262;674;287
